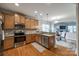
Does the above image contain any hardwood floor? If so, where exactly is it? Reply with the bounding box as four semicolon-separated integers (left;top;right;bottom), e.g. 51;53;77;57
2;42;76;56
50;45;77;56
3;43;56;56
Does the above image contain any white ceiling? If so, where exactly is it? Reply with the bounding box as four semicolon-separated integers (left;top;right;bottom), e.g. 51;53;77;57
0;3;76;22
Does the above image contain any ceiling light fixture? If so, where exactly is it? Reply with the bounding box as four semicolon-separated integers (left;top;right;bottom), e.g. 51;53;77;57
46;13;48;21
15;3;19;7
15;14;18;16
40;13;42;16
34;11;38;14
54;21;59;23
51;16;65;20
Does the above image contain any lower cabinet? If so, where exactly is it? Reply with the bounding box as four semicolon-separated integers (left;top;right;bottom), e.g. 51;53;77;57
26;34;31;43
26;34;55;49
4;37;14;49
26;34;36;43
31;34;36;42
36;35;55;49
36;34;41;43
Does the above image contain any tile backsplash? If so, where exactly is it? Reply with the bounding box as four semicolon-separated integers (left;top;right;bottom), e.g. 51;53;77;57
4;30;14;35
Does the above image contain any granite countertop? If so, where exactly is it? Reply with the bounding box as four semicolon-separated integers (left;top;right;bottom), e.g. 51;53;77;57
41;34;55;36
4;33;40;37
4;34;14;37
4;32;55;38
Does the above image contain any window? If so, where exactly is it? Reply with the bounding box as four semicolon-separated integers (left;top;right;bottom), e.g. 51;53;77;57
42;24;50;32
73;26;76;32
51;25;55;32
68;26;73;32
68;26;76;32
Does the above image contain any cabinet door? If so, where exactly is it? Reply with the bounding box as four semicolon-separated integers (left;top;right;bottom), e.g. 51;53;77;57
31;34;36;42
48;36;55;48
26;34;32;43
15;14;20;24
36;34;41;43
4;14;14;29
34;20;38;28
20;15;25;24
30;19;35;29
4;37;14;49
30;19;38;29
25;19;31;28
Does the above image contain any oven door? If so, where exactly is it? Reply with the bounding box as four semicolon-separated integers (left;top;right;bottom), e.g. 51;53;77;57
14;36;26;43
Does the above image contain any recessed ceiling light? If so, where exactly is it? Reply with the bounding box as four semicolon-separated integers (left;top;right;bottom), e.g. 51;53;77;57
40;13;42;16
34;11;38;14
0;16;2;19
15;14;18;16
15;3;19;7
54;21;59;23
51;16;65;20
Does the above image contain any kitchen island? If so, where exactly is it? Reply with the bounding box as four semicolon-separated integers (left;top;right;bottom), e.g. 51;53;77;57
36;33;55;49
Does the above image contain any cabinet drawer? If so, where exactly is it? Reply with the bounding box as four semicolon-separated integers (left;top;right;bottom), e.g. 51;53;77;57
4;37;14;49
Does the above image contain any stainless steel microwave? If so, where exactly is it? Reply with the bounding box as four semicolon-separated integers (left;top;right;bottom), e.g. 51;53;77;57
15;24;25;29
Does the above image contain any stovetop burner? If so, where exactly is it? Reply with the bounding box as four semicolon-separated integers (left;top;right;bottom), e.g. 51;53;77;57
14;32;25;36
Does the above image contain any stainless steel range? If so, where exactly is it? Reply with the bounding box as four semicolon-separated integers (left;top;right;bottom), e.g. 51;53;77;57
14;31;26;43
14;24;26;44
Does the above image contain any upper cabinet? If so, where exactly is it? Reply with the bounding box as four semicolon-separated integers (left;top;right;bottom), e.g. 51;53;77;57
25;18;31;28
1;11;38;30
4;13;15;29
25;18;38;29
20;15;25;24
14;14;20;24
30;19;38;29
14;14;25;24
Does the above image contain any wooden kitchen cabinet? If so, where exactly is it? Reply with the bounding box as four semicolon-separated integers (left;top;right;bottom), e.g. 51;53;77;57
30;19;38;29
15;14;25;24
36;34;41;43
4;14;14;29
48;36;55;48
31;34;36;42
26;34;32;43
36;34;55;49
14;14;20;24
34;19;38;28
4;37;14;49
26;34;36;44
41;35;55;49
30;19;35;29
25;18;31;28
20;15;25;24
25;18;38;29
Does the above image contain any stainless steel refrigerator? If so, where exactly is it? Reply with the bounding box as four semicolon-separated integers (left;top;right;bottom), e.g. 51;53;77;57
0;20;3;50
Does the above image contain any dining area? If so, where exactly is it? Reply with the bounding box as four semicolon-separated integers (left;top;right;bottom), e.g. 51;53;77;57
55;31;77;52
